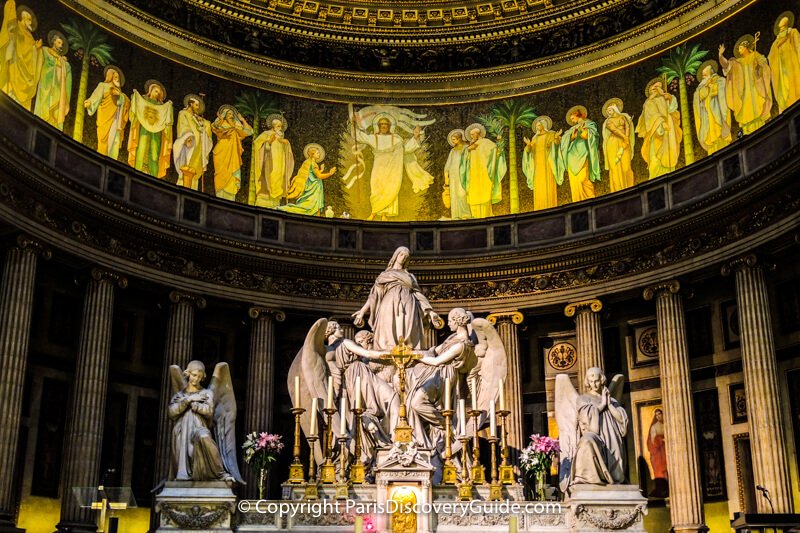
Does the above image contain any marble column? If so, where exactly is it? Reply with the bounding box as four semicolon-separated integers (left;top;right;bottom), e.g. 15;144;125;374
722;255;794;513
244;307;285;499
424;327;438;350
152;291;207;487
643;281;706;533
487;312;524;462
564;299;604;392
57;268;127;533
0;236;50;533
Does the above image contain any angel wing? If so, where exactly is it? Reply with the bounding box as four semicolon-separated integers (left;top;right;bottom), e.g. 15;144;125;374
608;374;625;403
555;373;579;492
209;362;244;484
287;318;333;465
471;318;508;429
168;365;186;398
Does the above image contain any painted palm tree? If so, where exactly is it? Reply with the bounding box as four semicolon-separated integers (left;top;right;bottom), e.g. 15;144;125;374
656;43;709;166
61;19;114;143
480;99;537;214
234;91;280;205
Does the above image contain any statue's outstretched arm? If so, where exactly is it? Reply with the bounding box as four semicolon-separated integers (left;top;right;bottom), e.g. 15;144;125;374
419;343;462;366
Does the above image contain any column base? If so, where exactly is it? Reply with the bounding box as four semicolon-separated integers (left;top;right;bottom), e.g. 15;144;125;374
54;521;96;533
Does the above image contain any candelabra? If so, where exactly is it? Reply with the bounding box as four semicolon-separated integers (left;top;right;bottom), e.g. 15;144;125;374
469;409;486;485
498;409;514;484
488;435;502;501
442;408;457;485
350;405;366;483
334;435;350;500
457;433;473;501
320;406;337;484
288;406;306;484
304;434;319;500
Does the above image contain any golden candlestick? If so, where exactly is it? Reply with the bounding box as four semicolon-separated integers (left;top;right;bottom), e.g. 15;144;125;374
350;405;366;483
334;435;350;500
305;434;319;500
498;409;514;484
488;435;502;501
320;406;337;483
457;434;473;501
469;409;486;485
288;407;306;484
442;408;457;485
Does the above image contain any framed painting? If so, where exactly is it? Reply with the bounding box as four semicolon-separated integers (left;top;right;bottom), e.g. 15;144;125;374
721;300;740;350
636;399;668;500
729;382;747;424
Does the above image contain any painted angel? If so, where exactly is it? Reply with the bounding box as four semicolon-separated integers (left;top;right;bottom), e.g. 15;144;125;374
168;360;244;483
555;368;628;492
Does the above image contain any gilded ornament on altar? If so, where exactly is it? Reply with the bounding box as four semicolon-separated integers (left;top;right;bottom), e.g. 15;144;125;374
390;486;417;533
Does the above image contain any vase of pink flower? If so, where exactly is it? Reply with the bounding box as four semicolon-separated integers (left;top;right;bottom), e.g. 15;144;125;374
519;434;560;501
242;432;284;499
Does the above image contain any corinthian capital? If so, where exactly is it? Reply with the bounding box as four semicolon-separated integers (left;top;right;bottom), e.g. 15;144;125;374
642;280;681;301
168;290;207;309
248;306;286;322
486;311;524;326
564;298;603;317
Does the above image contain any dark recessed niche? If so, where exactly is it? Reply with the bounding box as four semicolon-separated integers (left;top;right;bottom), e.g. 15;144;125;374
722;155;742;182
182;198;202;223
33;131;52;162
493;225;512;246
571;211;589;233
107;171;126;197
647;188;666;213
338;228;357;249
415;231;434;251
260;218;280;241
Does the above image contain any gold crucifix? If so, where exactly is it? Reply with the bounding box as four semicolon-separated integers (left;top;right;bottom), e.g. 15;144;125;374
386;337;420;443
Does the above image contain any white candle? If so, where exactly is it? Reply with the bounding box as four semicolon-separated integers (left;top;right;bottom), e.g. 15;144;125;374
459;399;466;436
340;396;347;436
355;376;362;409
327;376;334;409
444;377;451;411
490;401;496;437
295;376;301;407
310;397;318;436
471;377;477;411
499;378;505;411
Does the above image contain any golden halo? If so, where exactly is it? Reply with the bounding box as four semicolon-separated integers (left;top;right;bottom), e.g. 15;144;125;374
734;34;757;58
304;143;325;162
144;79;167;100
183;94;205;114
565;105;588;124
104;65;125;87
16;5;37;32
775;12;795;35
697;60;719;79
447;129;466;147
602;98;624;118
47;30;68;55
266;113;288;131
465;123;486;139
645;77;666;97
217;104;238;118
533;115;552;132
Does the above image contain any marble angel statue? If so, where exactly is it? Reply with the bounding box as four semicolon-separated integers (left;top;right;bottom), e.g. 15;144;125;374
555;367;628;492
167;360;244;483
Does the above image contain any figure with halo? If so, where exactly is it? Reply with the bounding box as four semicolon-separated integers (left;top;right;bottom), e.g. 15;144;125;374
720;33;772;135
0;1;41;110
173;94;213;190
211;104;253;200
636;78;681;179
523;115;562;210
464;122;506;218
352;246;442;351
33;30;71;131
443;129;471;220
601;99;635;191
769;12;800;113
168;360;244;483
559;105;600;202
253;114;294;207
128;79;173;178
693;60;732;155
84;65;130;160
555;368;628;491
278;143;337;216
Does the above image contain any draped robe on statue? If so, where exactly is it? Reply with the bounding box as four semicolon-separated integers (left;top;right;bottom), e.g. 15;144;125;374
464;137;506;218
363;268;434;351
559;120;600;202
444;145;470;219
721;51;772;135
769;27;800;112
168;387;229;481
85;82;130;159
0;0;39;110
694;74;732;155
356;130;433;218
636;94;682;179
523;131;560;210
128;90;173;178
571;392;628;485
33;46;71;130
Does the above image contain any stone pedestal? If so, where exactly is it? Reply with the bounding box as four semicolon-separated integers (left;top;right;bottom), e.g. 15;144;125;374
374;443;435;533
565;485;647;532
155;482;236;533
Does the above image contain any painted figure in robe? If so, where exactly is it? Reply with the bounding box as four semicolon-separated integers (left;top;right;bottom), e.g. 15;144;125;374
443;129;471;220
464;123;506;218
84;65;130;160
720;34;772;135
128;80;173;178
523;115;562;210
693;60;732;155
211;104;252;201
601;99;635;192
253;115;294;208
636;78;682;179
278;143;337;216
173;94;212;190
559;106;600;202
33;30;71;131
0;1;40;110
769;13;800;113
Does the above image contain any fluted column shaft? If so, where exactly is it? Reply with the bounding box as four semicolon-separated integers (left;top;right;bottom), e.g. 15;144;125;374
424;328;438;350
487;312;524;462
644;281;705;533
565;299;604;393
58;269;126;532
153;291;206;486
0;237;49;530
243;307;285;498
726;257;793;512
